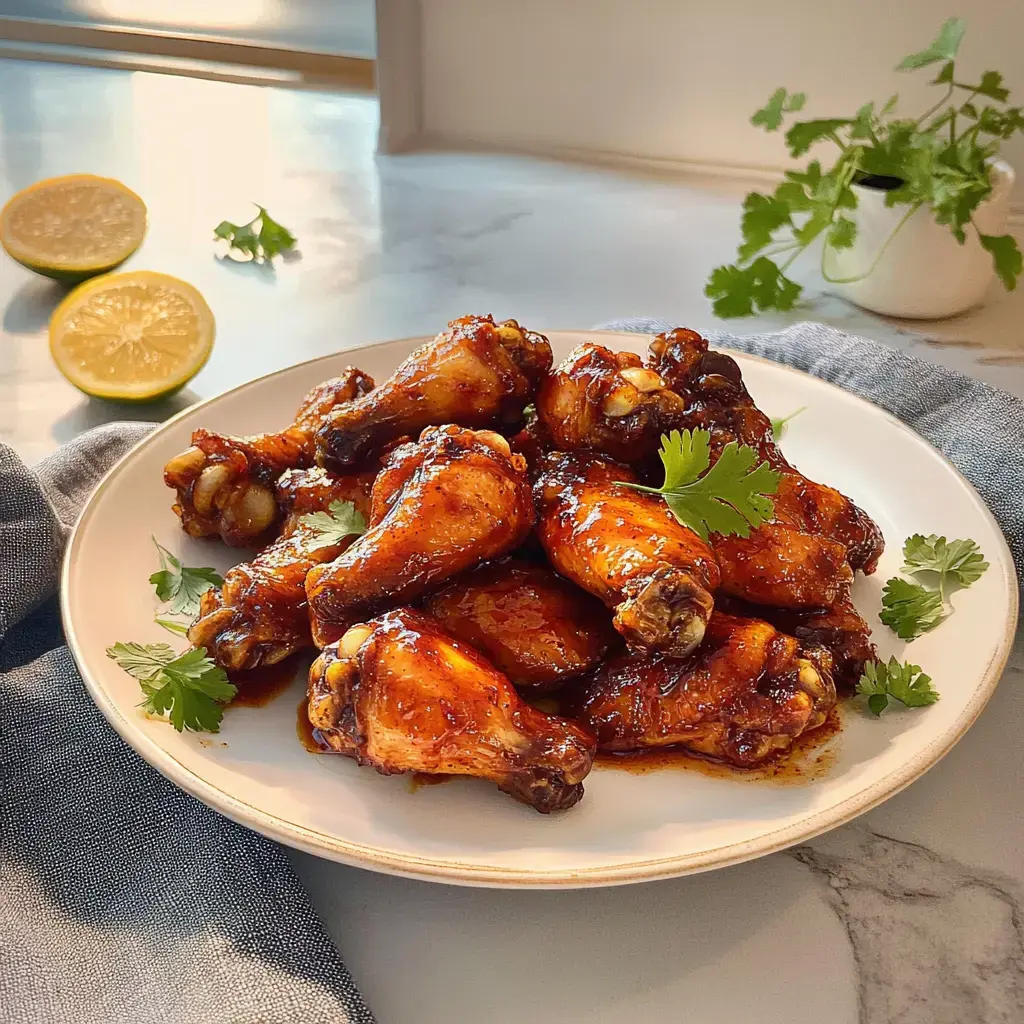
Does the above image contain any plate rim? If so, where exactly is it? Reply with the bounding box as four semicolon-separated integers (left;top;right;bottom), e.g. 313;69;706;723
61;330;1020;888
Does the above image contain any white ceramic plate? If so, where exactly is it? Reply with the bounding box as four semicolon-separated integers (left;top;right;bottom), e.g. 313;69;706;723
63;330;1017;888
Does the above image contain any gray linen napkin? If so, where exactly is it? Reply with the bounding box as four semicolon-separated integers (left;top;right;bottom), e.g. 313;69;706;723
601;318;1024;580
0;424;375;1024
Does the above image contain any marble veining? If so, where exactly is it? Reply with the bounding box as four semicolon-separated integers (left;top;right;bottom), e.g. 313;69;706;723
793;829;1024;1023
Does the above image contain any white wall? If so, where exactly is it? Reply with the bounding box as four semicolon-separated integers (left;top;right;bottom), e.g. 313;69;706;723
407;0;1024;199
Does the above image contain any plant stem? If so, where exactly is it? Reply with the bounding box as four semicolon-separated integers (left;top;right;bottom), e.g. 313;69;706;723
954;120;983;148
820;203;922;285
916;81;955;127
779;246;805;272
745;241;801;264
617;482;668;496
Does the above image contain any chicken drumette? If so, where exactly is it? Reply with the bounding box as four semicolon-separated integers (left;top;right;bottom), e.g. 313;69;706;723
718;594;877;693
571;612;836;768
315;315;552;471
648;327;884;574
712;524;854;609
533;450;719;658
535;343;685;464
531;335;865;610
307;608;597;812
164;368;374;546
425;559;617;690
306;425;534;647
188;466;375;671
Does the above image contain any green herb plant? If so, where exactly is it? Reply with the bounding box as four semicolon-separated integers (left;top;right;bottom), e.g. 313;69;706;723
706;18;1024;317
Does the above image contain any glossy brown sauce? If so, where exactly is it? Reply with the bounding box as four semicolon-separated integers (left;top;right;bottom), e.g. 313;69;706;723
408;773;454;790
293;688;841;787
595;705;842;785
228;657;304;708
296;696;332;752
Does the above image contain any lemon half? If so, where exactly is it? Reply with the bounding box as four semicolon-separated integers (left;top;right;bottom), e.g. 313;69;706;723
50;271;215;402
0;174;146;282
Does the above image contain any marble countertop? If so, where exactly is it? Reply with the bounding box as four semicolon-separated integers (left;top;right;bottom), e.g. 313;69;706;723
2;59;1022;1024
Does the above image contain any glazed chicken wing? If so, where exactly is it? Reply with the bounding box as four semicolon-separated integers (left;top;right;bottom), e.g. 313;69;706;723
572;612;836;768
306;425;534;647
533;451;719;658
535;343;685;464
307;608;597;812
315;315;552;471
425;559;617;689
648;327;884;573
719;594;876;693
188;467;375;671
713;525;853;609
164;368;374;546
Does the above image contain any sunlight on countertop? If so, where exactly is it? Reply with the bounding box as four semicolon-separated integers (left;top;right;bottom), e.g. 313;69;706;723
1;58;1023;465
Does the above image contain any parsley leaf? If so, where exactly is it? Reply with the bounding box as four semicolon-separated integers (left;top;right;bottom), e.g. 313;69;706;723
785;119;852;157
738;193;793;261
214;205;297;262
896;17;965;69
705;257;803;318
857;658;939;716
878;534;988;640
901;534;990;586
149;539;224;616
879;578;945;639
155;616;190;637
299;500;367;550
619;429;780;542
978;233;1022;291
974;71;1010;103
770;406;806;440
828;215;857;250
751;88;806;131
105;641;176;680
107;643;237;733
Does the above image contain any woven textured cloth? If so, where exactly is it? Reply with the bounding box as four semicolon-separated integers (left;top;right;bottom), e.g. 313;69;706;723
600;318;1024;580
0;423;375;1024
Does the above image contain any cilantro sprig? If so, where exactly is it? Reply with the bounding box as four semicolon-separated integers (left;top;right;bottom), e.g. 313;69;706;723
154;617;190;637
902;534;989;585
214;205;297;262
107;642;237;732
618;428;780;541
149;538;224;617
706;18;1024;317
770;406;806;440
857;657;939;716
878;578;944;640
878;533;988;640
299;500;367;550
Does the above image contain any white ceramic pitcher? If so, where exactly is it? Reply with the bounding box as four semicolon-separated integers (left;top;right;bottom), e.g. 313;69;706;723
825;159;1015;319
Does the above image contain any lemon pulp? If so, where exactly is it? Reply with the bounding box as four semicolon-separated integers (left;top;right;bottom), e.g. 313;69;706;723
50;271;215;401
0;174;146;282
